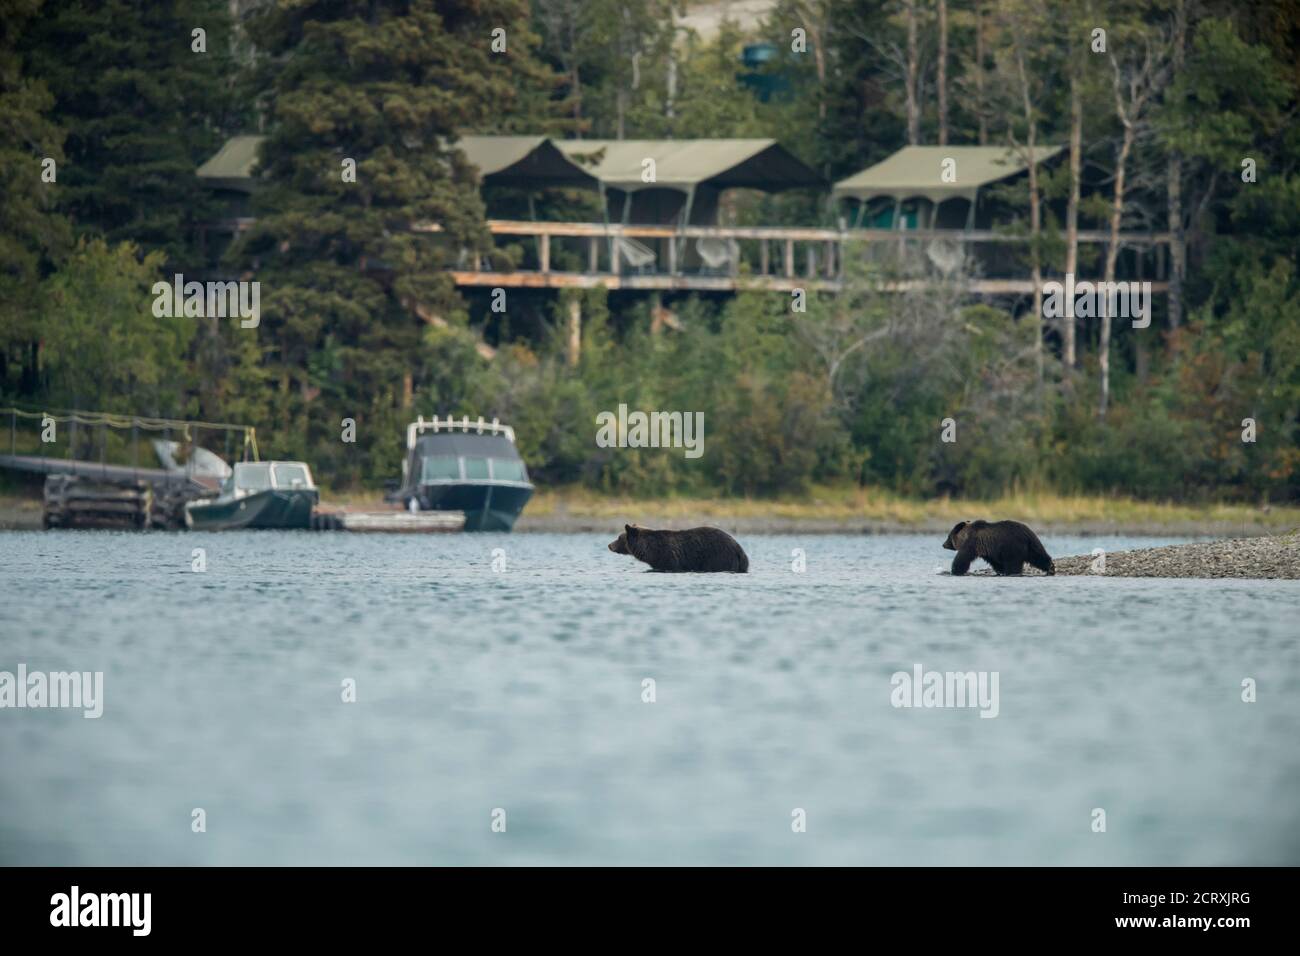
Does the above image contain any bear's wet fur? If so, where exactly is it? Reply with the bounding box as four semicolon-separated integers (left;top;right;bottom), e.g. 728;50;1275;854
608;524;749;573
943;519;1055;576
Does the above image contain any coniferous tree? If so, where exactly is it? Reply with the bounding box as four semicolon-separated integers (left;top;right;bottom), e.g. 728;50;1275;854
23;0;240;268
230;0;558;478
0;0;71;396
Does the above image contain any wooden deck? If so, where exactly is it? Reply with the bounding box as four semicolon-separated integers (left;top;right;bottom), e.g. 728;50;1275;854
214;217;1172;295
423;221;1172;295
448;270;1170;295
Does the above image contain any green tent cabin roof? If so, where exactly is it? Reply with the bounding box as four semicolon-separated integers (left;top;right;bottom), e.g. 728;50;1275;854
196;134;597;191
832;145;1065;203
197;135;818;195
196;134;265;192
452;135;597;188
554;139;822;193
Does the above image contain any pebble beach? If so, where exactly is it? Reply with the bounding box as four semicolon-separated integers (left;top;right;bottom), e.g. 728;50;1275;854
1049;531;1300;579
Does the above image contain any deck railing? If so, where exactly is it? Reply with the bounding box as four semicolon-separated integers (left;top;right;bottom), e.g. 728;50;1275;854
411;220;1172;294
213;217;1172;295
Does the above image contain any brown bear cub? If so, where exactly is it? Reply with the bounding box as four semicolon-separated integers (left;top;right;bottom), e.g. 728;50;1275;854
608;524;749;573
943;520;1055;576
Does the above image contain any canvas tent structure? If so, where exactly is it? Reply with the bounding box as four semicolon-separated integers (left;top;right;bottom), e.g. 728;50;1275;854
197;134;265;193
555;138;822;270
196;134;266;225
555;138;820;224
196;134;597;192
195;133;599;261
197;134;819;220
451;135;598;189
832;145;1065;230
195;134;821;273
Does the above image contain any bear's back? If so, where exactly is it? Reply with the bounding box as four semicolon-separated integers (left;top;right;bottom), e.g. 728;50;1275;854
633;526;747;572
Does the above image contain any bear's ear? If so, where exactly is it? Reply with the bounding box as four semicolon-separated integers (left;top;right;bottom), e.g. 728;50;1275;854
625;523;635;534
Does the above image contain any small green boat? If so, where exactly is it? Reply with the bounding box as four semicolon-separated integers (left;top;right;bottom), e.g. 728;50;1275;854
185;461;318;531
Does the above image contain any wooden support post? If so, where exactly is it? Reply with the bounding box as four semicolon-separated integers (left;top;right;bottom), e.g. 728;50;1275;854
566;297;581;367
539;233;550;273
784;238;794;278
825;240;834;278
668;236;677;275
760;239;769;276
589;236;599;274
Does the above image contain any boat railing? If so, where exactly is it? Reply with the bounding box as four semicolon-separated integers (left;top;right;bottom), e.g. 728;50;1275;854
406;415;517;451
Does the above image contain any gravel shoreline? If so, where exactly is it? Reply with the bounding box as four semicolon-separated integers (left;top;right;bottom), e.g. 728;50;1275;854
960;531;1300;579
1049;531;1300;579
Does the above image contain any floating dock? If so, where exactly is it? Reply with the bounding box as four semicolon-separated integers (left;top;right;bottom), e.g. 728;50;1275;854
311;510;466;533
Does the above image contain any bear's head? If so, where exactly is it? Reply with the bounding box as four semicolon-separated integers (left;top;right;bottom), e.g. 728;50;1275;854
608;524;638;555
943;520;972;551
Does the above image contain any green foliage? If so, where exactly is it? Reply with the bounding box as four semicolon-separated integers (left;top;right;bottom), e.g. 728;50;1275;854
40;238;193;414
0;0;71;375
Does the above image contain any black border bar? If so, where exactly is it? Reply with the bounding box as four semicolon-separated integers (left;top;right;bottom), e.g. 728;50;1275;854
0;866;1287;942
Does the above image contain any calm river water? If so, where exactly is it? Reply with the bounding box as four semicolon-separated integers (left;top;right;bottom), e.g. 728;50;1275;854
2;530;1298;865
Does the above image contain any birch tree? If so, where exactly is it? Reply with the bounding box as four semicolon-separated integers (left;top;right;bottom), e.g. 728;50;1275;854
789;0;833;122
1164;0;1188;333
1101;24;1172;416
1001;0;1053;388
846;0;927;146
936;0;949;145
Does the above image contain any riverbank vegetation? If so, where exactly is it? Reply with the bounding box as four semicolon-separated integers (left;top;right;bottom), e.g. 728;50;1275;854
305;483;1300;534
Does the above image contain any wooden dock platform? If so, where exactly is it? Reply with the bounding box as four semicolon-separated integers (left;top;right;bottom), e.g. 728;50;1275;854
43;475;152;530
310;510;466;533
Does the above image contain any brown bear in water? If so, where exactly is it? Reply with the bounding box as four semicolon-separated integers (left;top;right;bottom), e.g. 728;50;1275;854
608;524;749;573
943;520;1055;576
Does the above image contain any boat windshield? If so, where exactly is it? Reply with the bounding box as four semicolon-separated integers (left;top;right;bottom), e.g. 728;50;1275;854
418;455;528;483
233;463;272;493
491;458;527;481
422;455;460;481
272;462;313;489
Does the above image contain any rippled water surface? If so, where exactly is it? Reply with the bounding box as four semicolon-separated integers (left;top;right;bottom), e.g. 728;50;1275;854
2;530;1298;865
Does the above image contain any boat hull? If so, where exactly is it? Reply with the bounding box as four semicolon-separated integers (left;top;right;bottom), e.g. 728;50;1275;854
186;489;318;531
414;482;532;532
